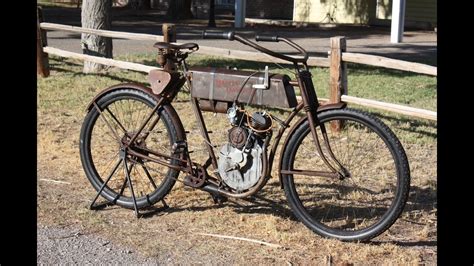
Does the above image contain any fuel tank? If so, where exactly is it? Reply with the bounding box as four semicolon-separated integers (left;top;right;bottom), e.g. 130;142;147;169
189;67;298;110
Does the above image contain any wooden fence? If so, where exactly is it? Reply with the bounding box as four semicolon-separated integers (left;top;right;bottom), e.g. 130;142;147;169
37;9;437;121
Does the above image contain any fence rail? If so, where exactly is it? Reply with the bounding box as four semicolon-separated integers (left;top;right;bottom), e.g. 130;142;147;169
341;52;437;76
40;22;164;41
43;46;161;73
340;95;437;120
37;14;437;121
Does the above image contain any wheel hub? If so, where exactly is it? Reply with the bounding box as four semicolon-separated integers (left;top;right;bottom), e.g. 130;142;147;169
120;132;149;158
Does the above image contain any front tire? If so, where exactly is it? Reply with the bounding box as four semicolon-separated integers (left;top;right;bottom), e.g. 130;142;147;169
281;108;410;241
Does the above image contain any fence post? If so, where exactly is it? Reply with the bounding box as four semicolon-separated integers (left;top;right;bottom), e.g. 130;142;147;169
162;23;176;71
329;36;347;131
37;7;50;77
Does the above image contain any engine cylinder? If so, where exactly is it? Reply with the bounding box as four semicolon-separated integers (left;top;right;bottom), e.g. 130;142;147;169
250;112;272;131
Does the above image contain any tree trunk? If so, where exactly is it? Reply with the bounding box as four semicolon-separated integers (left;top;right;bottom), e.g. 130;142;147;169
81;0;113;73
140;0;151;9
184;0;193;17
208;0;216;27
166;0;193;19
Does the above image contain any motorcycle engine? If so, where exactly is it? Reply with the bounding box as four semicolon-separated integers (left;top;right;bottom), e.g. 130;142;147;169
217;106;271;192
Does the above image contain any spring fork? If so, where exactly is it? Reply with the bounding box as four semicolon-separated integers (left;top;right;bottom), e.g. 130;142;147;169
297;65;347;178
319;123;350;178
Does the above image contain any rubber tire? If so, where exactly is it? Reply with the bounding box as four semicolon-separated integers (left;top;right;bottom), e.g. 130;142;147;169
281;108;410;241
79;89;182;209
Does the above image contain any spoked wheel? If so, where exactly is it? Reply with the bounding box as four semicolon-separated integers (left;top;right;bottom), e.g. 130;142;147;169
79;88;183;209
281;108;410;241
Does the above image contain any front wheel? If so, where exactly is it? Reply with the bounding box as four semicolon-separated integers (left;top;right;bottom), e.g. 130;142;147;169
281;108;410;241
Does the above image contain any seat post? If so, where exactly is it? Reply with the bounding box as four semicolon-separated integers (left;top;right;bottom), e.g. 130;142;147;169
162;23;176;72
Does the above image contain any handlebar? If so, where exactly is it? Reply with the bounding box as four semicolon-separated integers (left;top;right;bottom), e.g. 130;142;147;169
255;35;279;42
202;31;235;40
202;30;308;63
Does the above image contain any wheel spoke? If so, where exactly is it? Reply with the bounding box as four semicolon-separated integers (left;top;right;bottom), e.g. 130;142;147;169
93;102;121;143
105;106;127;134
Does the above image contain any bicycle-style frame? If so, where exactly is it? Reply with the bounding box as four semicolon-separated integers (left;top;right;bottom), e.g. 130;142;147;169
87;32;350;214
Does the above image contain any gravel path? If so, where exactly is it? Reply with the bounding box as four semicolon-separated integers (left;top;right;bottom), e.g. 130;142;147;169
37;224;160;265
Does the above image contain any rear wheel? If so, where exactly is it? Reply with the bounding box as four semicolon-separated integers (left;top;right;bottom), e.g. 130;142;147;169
281;108;410;241
79;89;182;209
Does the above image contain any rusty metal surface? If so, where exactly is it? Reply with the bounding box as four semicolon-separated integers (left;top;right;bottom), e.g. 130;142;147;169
147;70;172;94
317;102;346;112
233;35;308;64
147;70;184;97
228;127;248;149
289;80;299;87
190;97;219;170
153;42;199;51
268;102;304;188
276;103;347;188
197;99;230;113
280;169;339;178
189;67;298;108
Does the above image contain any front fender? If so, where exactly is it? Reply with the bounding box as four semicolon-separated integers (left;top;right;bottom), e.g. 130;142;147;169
277;102;346;188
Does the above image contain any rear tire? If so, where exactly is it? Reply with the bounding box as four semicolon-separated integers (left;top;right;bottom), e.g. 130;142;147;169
281;108;410;241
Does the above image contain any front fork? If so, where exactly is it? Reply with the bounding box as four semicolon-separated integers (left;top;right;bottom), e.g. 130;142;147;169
296;69;350;180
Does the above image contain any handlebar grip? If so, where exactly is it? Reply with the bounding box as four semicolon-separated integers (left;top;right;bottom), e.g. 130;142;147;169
255;35;279;42
202;31;235;40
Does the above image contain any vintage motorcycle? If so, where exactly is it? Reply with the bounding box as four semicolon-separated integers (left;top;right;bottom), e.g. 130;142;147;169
79;31;410;241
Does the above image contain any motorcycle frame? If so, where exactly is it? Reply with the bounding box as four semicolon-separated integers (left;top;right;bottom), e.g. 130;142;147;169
88;36;349;201
113;59;346;197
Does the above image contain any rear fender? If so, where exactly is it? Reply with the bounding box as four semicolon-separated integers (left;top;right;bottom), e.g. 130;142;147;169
85;83;186;142
86;83;158;112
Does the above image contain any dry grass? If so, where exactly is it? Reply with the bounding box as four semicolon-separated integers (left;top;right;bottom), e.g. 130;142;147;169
38;56;437;264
